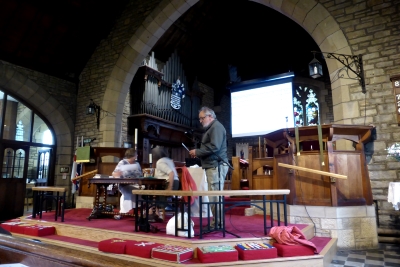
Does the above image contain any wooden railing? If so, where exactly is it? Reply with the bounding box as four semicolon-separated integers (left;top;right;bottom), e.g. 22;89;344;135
137;189;290;239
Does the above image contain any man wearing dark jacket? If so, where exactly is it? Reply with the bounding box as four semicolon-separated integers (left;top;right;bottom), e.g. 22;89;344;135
189;106;229;228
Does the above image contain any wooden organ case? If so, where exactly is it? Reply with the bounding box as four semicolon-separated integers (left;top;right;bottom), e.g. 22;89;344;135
128;51;203;164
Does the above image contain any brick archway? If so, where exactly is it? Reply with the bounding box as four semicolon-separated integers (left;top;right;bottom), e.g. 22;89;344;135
101;0;355;145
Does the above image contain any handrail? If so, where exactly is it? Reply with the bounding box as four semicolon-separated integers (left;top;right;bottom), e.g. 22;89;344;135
71;169;98;182
138;189;290;196
278;163;347;179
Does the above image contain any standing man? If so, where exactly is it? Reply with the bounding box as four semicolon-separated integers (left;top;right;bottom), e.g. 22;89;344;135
189;106;229;228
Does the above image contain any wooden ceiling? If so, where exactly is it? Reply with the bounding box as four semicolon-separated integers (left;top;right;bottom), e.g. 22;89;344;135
0;0;321;103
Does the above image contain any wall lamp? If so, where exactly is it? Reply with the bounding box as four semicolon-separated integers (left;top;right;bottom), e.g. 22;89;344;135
86;99;100;129
309;51;366;94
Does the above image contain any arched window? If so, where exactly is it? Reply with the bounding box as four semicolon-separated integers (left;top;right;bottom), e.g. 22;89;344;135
0;89;55;183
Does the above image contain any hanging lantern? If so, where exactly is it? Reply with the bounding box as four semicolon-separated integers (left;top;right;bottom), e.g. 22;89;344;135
309;54;323;79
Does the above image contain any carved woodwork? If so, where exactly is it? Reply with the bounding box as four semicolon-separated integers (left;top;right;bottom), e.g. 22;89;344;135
78;147;126;197
232;124;374;206
128;114;201;164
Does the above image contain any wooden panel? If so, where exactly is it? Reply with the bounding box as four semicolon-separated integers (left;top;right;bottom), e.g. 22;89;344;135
334;152;367;205
294;153;331;206
231;157;241;190
0;178;25;221
274;154;295;204
252;157;274;172
79;164;97;197
357;142;373;205
252;175;274;200
98;163;116;176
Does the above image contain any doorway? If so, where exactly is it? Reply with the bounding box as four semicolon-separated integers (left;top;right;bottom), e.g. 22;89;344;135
0;144;29;221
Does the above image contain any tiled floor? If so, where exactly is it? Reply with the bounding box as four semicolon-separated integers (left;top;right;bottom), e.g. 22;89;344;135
329;243;400;267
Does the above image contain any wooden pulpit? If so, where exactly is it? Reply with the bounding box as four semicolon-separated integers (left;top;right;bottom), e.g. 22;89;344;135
78;147;126;197
233;124;374;207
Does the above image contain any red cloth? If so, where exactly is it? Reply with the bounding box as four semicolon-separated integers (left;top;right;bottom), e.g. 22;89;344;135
268;226;317;253
178;166;198;205
239;159;249;165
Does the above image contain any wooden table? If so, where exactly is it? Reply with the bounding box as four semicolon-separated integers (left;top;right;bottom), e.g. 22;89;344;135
32;186;66;222
87;177;166;220
137;189;290;238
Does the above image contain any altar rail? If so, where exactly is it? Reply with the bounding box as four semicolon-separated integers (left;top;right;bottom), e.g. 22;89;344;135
136;189;290;239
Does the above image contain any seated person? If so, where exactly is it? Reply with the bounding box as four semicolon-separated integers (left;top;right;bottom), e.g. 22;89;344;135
149;146;179;221
154;146;180;191
112;148;142;220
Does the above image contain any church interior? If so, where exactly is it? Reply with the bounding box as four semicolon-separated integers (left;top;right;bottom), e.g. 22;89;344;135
0;0;399;266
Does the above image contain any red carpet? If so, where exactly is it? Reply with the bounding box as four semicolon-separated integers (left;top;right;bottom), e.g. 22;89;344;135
20;208;332;264
26;208;308;240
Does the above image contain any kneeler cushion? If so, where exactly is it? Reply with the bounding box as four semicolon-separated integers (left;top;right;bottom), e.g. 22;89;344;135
125;240;162;258
197;245;238;263
236;243;277;260
151;244;193;263
1;222;21;232
24;225;55;236
274;243;315;257
10;223;36;234
98;238;128;254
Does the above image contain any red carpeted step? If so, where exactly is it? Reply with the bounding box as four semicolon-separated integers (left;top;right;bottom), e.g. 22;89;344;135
40;234;99;248
225;197;251;202
224;197;251;215
226;206;247;215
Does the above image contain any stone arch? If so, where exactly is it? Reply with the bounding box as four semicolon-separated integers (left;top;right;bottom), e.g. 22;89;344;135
0;61;74;184
102;0;354;145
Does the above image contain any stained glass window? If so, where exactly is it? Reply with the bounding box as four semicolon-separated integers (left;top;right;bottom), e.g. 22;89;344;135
293;86;320;126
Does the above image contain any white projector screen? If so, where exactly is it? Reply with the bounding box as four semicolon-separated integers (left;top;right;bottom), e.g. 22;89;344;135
230;73;294;138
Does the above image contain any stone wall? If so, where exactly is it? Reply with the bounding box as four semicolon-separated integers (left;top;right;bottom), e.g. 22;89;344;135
75;0;162;147
317;0;400;235
1;61;77;119
259;204;378;249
